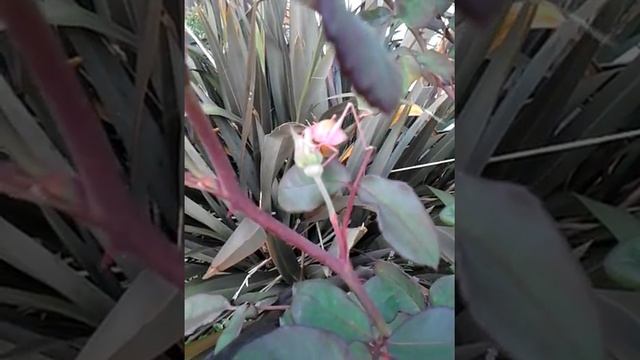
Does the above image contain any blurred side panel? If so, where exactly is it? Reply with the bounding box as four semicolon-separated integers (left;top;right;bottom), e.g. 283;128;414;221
0;0;184;359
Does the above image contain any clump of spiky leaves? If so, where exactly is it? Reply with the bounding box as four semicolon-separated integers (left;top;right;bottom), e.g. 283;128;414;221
184;0;455;358
456;0;640;359
0;0;183;359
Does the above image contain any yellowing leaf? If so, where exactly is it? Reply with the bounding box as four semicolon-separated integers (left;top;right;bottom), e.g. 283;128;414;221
490;1;565;52
339;144;353;163
391;103;424;126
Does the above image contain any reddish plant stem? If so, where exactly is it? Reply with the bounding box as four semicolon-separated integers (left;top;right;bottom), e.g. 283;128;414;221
0;163;95;224
342;147;374;230
184;172;219;194
185;88;390;337
330;213;349;262
0;0;182;288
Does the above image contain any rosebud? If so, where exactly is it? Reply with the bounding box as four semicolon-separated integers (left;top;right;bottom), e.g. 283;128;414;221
291;128;323;170
305;117;348;147
305;117;348;157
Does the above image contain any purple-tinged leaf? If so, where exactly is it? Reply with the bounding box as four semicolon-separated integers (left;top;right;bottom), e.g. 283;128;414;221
457;172;604;360
314;0;401;114
358;175;440;267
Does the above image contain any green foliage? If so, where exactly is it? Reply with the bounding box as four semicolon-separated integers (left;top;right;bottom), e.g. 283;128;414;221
577;195;640;243
233;327;352;360
278;161;351;213
358;175;441;267
430;275;454;308
185;294;231;336
439;202;455;225
214;303;249;354
387;308;454;360
186;10;205;40
185;0;455;358
289;280;373;342
375;261;426;312
578;196;640;289
415;50;455;84
604;241;640;289
364;276;421;322
396;0;452;29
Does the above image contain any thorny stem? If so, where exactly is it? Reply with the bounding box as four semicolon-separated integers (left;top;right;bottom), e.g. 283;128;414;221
0;0;182;288
185;88;390;337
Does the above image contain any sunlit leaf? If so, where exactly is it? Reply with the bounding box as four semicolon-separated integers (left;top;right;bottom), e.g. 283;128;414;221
391;103;424;126
490;1;566;51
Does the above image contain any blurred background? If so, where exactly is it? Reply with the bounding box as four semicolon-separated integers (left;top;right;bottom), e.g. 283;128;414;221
0;1;184;359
